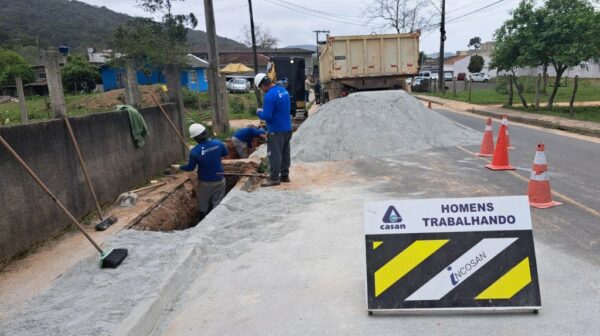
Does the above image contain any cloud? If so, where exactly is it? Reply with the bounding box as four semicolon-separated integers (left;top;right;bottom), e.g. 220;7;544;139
78;0;519;53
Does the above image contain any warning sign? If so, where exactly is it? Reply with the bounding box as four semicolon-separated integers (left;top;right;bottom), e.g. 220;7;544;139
364;196;541;313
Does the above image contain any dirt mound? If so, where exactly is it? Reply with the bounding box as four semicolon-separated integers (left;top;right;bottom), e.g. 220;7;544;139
69;85;166;112
291;90;480;162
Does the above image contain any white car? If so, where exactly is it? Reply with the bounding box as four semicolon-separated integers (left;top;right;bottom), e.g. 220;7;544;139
469;73;489;82
227;78;251;93
431;73;439;81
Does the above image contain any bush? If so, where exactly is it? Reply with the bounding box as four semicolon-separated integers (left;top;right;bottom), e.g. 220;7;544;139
495;76;510;94
181;88;210;110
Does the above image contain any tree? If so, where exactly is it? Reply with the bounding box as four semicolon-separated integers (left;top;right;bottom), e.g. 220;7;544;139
491;0;600;109
535;0;600;109
241;24;279;49
0;48;34;86
468;55;484;73
112;0;197;68
61;55;100;93
468;36;481;51
365;0;435;33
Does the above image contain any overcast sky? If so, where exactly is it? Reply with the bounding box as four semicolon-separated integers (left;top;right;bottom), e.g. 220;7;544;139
78;0;523;53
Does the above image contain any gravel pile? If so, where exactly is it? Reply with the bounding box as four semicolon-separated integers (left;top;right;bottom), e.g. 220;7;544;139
291;90;480;162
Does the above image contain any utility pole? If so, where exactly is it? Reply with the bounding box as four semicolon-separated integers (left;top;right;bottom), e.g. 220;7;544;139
248;0;262;106
438;0;446;92
203;0;228;135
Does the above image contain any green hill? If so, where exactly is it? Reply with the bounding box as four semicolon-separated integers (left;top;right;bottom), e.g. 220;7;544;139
0;0;245;61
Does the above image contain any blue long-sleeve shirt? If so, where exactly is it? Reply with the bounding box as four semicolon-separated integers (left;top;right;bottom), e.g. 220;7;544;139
232;127;266;149
257;85;292;133
180;139;228;182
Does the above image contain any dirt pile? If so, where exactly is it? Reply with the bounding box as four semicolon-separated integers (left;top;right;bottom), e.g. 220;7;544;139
291;90;480;162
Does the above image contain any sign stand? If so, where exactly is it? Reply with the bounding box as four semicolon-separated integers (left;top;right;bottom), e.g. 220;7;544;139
364;196;541;314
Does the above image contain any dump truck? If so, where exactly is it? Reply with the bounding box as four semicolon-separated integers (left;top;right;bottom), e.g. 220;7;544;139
318;32;420;102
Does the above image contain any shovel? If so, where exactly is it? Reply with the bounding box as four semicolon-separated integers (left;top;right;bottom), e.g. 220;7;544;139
0;135;127;268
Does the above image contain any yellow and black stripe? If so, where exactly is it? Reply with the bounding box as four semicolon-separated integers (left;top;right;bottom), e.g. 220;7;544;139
365;231;541;311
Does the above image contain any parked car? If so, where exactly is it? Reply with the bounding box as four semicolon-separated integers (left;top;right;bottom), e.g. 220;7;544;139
469;73;489;82
418;71;432;78
456;72;466;81
431;73;439;81
411;76;430;92
228;78;251;93
405;77;413;85
444;71;453;81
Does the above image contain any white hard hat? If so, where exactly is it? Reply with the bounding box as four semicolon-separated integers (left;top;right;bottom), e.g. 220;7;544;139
254;73;267;88
189;123;206;138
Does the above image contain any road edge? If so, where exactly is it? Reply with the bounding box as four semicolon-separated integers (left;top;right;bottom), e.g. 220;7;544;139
415;95;600;138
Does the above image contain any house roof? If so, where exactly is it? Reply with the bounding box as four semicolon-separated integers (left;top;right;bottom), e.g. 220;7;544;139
444;55;469;65
191;47;314;56
185;54;209;68
191;52;269;66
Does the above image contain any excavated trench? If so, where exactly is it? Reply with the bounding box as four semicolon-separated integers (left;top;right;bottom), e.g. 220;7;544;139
130;160;261;232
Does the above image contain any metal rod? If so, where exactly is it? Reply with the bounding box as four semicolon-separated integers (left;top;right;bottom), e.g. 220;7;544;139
0;135;104;254
63;117;104;220
217;172;266;178
130;182;167;194
150;93;190;153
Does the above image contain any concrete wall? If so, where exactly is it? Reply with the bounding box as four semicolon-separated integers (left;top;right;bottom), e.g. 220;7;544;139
0;104;185;265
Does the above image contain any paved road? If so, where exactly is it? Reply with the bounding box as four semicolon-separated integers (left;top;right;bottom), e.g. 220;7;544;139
437;108;600;211
437;108;600;264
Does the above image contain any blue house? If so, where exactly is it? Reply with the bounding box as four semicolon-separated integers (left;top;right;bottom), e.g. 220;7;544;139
100;54;209;92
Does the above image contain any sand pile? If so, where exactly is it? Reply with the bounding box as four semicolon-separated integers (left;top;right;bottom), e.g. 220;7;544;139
291;91;480;162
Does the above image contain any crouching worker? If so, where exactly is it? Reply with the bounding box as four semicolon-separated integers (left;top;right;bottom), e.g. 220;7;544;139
175;123;228;221
231;125;267;158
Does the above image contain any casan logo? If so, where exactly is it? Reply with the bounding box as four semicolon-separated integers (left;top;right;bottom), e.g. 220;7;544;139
380;206;406;230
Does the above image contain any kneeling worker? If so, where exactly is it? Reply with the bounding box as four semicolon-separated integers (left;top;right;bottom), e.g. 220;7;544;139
175;123;228;221
231;125;267;158
254;73;292;187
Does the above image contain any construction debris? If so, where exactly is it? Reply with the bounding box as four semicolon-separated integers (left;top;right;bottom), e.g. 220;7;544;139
291;91;481;162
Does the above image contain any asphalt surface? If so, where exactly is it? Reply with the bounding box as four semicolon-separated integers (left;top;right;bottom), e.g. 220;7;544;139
437;108;600;264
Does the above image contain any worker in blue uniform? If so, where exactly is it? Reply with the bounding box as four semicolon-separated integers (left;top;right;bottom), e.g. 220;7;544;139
254;73;292;187
174;123;228;221
231;125;267;158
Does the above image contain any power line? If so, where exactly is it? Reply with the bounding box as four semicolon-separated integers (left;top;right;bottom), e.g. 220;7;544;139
261;0;367;27
277;0;363;19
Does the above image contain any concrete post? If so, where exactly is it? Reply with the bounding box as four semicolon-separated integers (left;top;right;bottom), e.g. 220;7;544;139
452;78;457;96
15;77;28;123
535;74;541;109
124;59;141;108
218;75;230;133
41;51;66;118
165;64;187;158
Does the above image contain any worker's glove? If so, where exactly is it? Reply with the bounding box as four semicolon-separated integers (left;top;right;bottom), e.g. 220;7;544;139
256;108;263;115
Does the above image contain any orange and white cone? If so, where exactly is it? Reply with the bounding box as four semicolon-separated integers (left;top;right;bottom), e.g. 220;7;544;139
477;117;495;157
485;123;515;170
528;143;562;208
502;115;515;149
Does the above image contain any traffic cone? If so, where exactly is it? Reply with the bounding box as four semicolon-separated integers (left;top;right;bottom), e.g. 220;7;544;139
485;123;515;170
428;101;432;109
476;117;495;157
528;143;562;208
502;115;514;149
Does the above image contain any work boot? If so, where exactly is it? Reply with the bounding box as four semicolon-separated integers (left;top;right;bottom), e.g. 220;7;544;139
261;178;281;187
280;175;291;183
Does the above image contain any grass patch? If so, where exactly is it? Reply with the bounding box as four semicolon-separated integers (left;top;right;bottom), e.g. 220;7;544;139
507;106;600;123
423;85;600;105
0;89;260;126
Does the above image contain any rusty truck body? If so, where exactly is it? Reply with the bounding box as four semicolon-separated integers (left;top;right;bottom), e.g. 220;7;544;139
318;32;420;102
